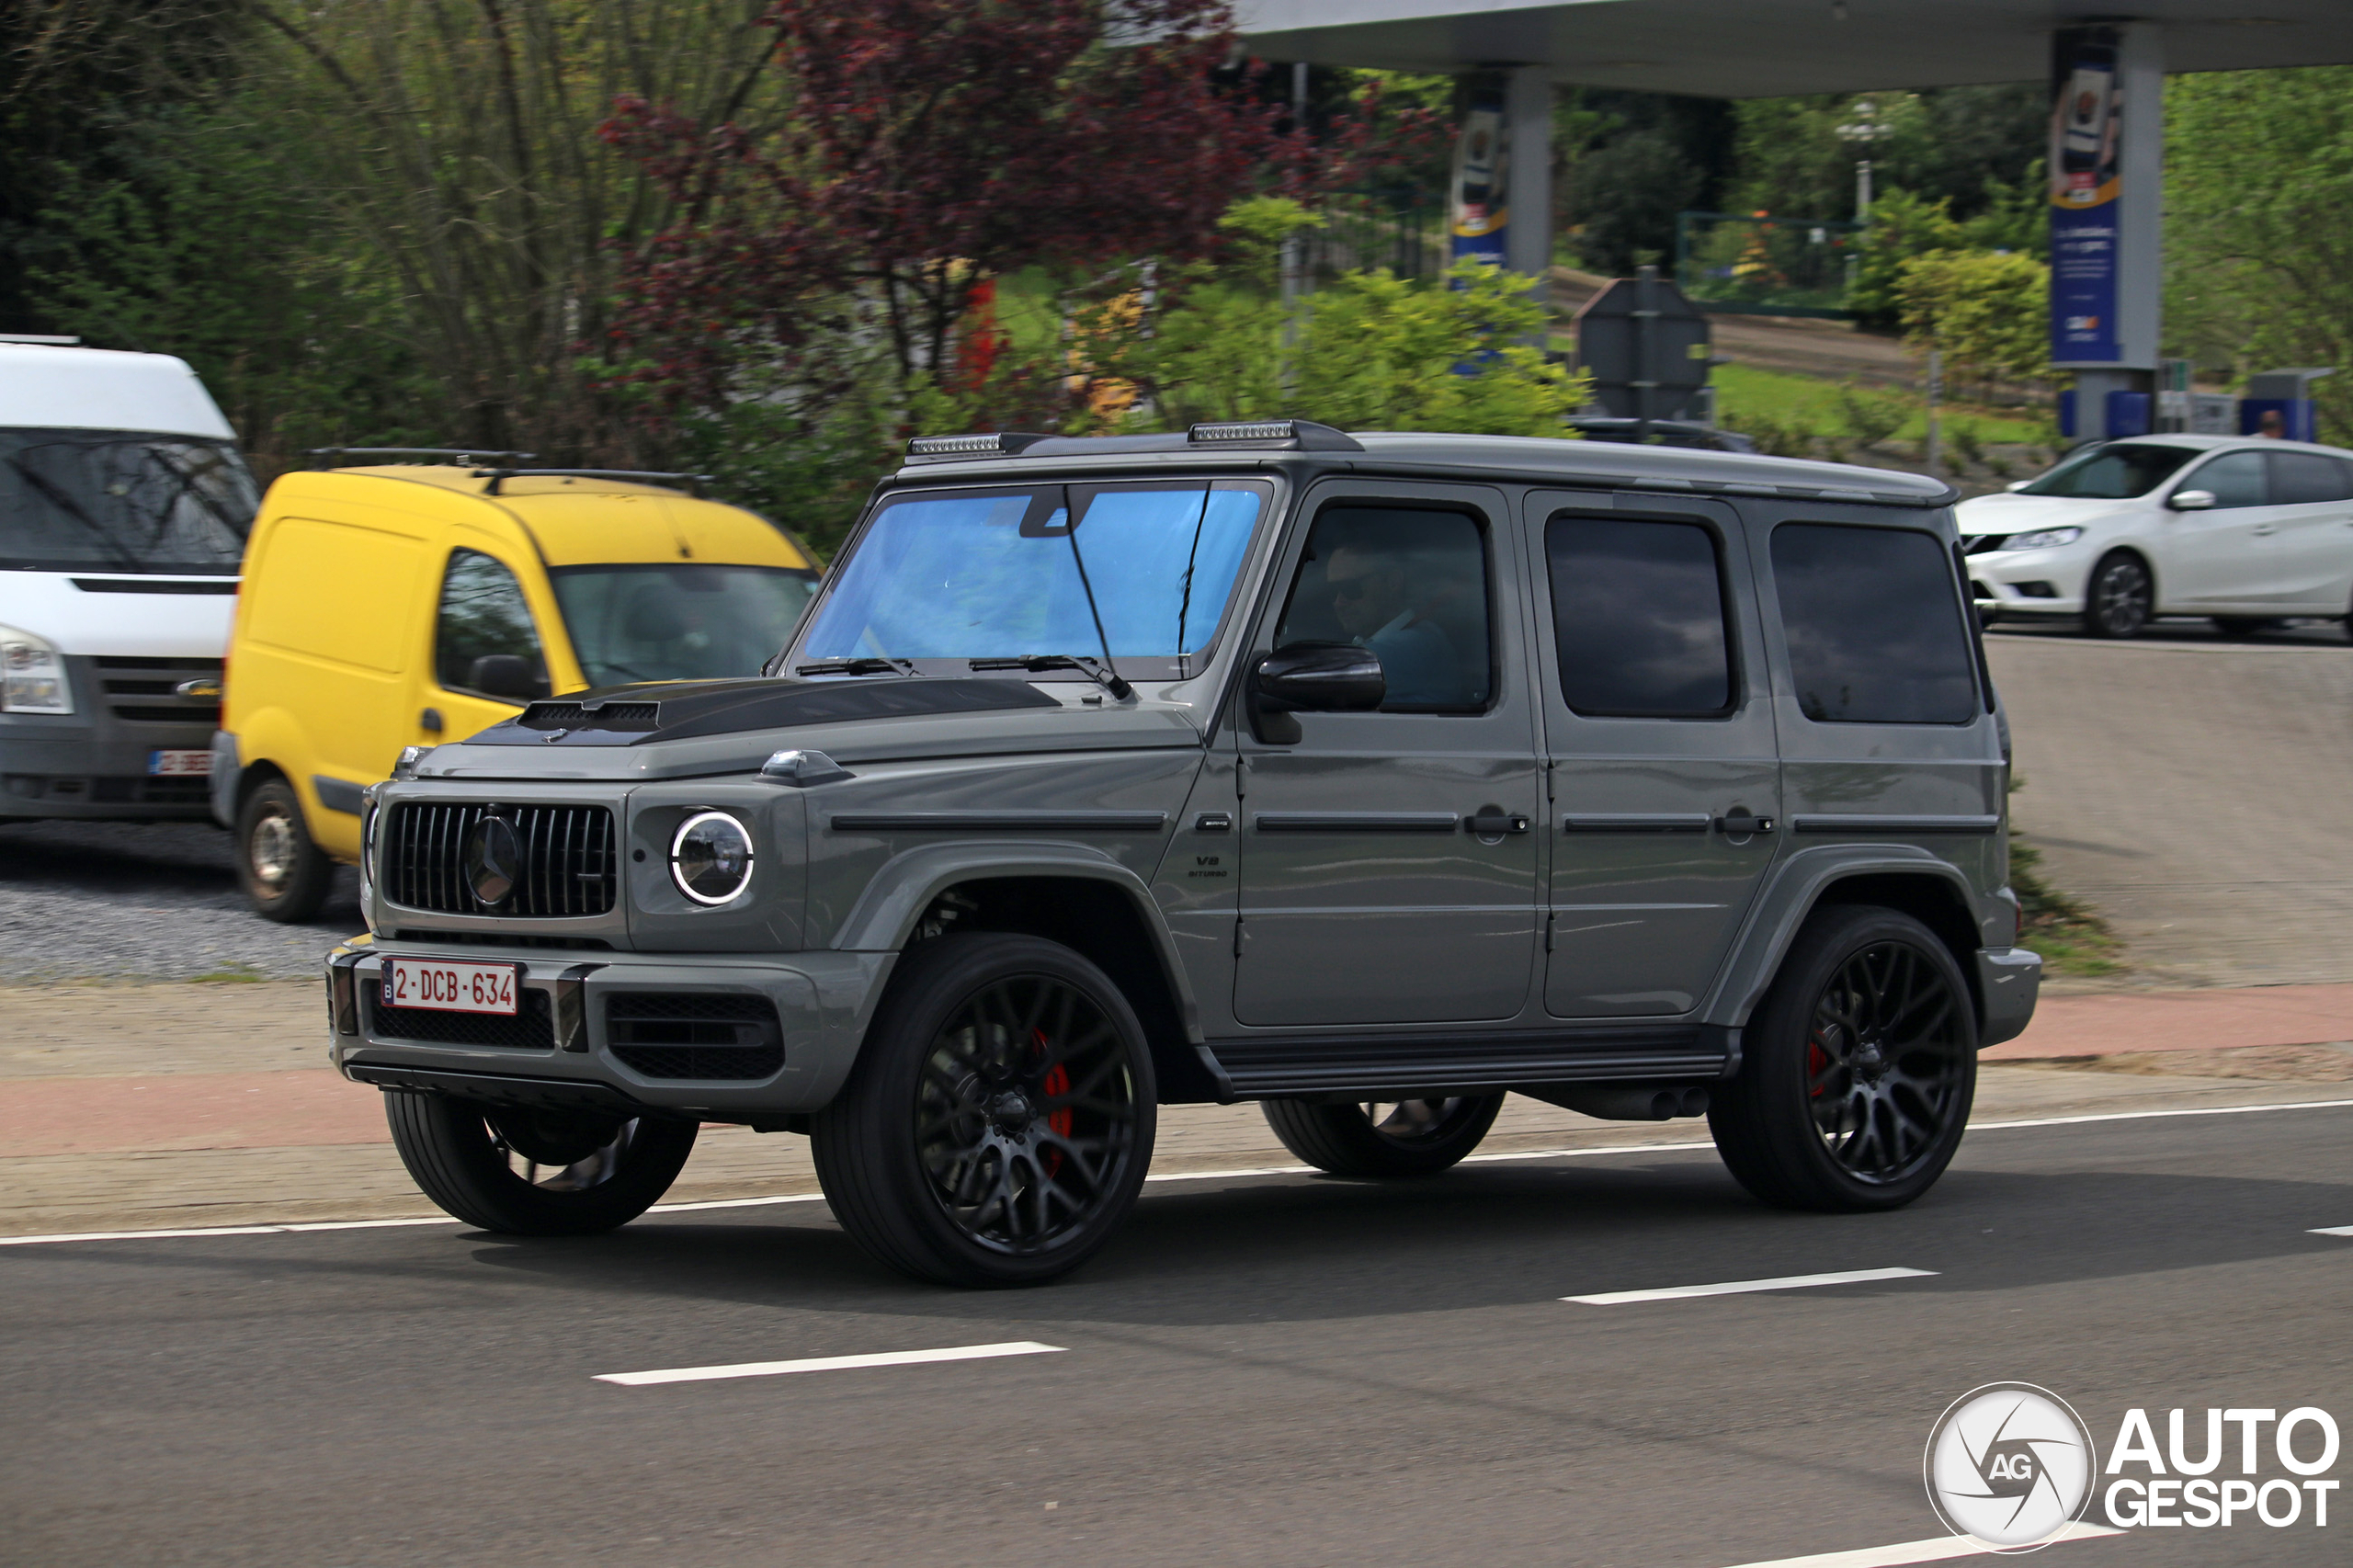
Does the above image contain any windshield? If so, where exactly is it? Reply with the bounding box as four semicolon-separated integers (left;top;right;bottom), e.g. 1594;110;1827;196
797;481;1267;672
2018;442;2200;499
0;427;256;572
549;563;819;687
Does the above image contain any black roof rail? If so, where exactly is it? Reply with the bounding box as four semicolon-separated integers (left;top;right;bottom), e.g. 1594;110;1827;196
470;468;711;497
306;447;537;469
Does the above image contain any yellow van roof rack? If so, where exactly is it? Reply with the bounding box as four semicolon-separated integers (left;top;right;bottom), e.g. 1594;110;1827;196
470;467;711;498
305;447;537;468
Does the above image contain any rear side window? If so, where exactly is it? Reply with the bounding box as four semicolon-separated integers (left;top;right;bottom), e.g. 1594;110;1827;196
1770;523;1977;724
1544;515;1733;717
2268;451;2353;505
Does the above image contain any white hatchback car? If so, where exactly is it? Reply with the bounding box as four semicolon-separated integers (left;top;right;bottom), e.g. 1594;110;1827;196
1959;435;2353;638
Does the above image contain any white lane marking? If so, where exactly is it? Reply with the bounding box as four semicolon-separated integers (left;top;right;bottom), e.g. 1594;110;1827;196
1566;1267;1937;1305
2312;1225;2353;1237
596;1340;1064;1387
1716;1520;2124;1567
5;1096;2347;1249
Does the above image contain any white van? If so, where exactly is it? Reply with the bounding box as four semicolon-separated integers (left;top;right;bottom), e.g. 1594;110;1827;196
0;341;257;821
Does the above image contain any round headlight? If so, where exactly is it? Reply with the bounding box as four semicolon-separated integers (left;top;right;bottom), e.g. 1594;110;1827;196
670;811;755;905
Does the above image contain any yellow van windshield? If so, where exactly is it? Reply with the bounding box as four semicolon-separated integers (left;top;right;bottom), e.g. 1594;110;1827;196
549;563;819;687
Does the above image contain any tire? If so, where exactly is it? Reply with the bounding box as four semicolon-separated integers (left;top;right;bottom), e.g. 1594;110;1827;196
811;933;1156;1287
1260;1095;1504;1178
382;1091;697;1234
2080;551;2154;639
1708;905;1977;1212
236;778;335;922
2212;616;2278;638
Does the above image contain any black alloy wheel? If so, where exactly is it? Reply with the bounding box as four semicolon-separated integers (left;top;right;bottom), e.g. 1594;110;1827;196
812;934;1155;1287
2082;551;2154;639
1709;905;1976;1211
382;1092;698;1233
236;777;335;922
1261;1095;1505;1178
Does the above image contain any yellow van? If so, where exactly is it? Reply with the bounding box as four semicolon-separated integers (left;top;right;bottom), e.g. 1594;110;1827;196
213;455;819;920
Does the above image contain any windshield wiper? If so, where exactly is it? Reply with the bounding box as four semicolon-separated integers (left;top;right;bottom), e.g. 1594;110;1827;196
796;657;915;677
969;654;1133;701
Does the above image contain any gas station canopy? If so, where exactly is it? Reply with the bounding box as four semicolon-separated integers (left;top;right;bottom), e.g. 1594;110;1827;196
1236;1;2353;97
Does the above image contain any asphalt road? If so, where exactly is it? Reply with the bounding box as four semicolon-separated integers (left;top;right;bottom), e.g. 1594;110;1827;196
5;1102;2347;1568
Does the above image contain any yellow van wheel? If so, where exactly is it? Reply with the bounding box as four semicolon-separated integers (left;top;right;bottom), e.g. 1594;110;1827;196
237;778;334;923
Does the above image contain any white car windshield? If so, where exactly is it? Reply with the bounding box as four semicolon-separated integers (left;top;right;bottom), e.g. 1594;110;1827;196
2018;442;2200;500
798;480;1268;675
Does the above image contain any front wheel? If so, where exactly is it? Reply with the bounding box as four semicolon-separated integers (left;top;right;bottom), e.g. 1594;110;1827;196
2081;552;2154;639
383;1092;697;1233
1261;1096;1504;1177
812;934;1156;1287
236;778;335;922
1708;905;1976;1211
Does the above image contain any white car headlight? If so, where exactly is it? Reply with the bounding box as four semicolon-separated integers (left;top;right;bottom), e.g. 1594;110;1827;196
2006;527;2084;551
0;624;73;715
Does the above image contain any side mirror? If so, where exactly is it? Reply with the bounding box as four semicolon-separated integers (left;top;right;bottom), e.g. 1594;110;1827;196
468;653;545;701
1247;642;1383;744
2168;489;2217;511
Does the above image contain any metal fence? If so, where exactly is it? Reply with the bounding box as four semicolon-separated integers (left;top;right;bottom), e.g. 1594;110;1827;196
1300;188;1449;284
1674;211;1863;318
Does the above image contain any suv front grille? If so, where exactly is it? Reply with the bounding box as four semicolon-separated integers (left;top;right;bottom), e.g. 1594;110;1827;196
364;981;555;1048
384;802;617;917
94;655;223;725
606;993;783;1080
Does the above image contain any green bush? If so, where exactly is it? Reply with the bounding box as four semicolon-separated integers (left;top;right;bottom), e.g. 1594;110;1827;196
1834;381;1907;449
1896;248;2051;386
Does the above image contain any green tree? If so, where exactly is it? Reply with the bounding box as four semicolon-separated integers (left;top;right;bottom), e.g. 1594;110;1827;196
2165;67;2353;445
1895;248;2051;385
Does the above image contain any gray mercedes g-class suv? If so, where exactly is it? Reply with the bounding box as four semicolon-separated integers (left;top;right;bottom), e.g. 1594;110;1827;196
327;420;2040;1286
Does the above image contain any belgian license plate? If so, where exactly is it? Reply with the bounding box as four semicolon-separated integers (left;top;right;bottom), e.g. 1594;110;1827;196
383;957;519;1016
148;749;212;777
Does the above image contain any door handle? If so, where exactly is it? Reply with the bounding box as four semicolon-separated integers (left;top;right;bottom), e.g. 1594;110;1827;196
1714;811;1776;835
1465;811;1531;835
2252;524;2277;536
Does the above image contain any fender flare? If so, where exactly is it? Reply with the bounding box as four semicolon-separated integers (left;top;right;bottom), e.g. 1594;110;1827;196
828;838;1204;1042
1702;843;1988;1032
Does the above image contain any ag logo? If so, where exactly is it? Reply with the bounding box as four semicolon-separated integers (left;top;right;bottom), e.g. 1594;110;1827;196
1924;1383;2097;1551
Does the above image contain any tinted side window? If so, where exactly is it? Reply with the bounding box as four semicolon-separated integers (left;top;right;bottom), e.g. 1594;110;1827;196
1272;506;1491;712
1544;515;1733;717
2268;451;2353;505
436;548;549;697
2188;450;2268;508
1770;523;1977;724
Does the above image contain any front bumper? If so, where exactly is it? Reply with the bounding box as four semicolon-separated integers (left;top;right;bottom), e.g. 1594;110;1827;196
325;938;894;1119
1966;551;2091;620
0;654;222;821
1974;945;2042;1048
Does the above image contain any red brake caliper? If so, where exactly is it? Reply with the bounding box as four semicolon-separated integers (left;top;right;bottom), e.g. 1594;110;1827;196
1034;1028;1073;1176
1806;1037;1831;1099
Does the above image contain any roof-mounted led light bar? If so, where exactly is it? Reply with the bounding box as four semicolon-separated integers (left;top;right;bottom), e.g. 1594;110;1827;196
904;432;1051;459
1187;419;1362;451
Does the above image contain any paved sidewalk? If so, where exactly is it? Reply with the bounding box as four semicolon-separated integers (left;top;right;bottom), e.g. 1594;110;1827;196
3;981;2347;1238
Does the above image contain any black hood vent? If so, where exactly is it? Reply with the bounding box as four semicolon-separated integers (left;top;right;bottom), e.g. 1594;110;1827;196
470;676;1062;746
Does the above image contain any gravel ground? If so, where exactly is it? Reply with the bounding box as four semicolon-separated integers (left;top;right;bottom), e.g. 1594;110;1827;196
0;821;363;982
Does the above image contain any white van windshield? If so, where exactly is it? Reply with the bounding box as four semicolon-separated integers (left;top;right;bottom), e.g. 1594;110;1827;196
0;428;256;573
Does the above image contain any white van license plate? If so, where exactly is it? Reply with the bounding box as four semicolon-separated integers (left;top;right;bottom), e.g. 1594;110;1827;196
148;749;212;776
383;958;519;1016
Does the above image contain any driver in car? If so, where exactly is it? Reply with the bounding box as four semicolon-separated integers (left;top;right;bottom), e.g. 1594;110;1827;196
1326;539;1460;709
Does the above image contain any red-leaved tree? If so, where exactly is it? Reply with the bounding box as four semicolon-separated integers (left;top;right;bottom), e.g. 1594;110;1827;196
597;0;1423;428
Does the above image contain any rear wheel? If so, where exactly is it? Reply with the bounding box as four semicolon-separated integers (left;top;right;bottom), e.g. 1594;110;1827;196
382;1092;697;1233
1261;1096;1504;1178
236;778;334;922
2081;552;2154;639
812;934;1156;1287
1709;905;1976;1211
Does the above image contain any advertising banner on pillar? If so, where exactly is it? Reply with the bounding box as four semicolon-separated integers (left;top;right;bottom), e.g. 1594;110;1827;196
1449;93;1507;264
2049;26;2122;364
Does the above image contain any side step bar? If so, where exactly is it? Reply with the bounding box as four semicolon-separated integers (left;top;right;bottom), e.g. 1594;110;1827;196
1198;1024;1734;1100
